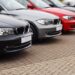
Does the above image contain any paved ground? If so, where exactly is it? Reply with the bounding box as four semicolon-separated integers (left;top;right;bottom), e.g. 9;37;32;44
0;31;75;75
1;55;75;75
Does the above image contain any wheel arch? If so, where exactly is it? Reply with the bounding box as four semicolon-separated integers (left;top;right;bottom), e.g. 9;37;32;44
27;20;39;38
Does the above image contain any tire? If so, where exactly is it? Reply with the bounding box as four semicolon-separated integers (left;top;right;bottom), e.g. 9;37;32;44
30;25;38;41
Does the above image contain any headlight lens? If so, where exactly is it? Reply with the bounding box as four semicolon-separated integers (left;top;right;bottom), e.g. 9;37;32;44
37;19;61;25
63;16;74;20
0;28;14;36
36;19;53;25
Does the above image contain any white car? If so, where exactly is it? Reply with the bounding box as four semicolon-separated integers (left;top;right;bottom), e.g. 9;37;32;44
63;0;75;7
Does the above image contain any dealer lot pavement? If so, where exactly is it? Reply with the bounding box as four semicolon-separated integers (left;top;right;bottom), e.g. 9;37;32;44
1;55;75;75
0;31;75;74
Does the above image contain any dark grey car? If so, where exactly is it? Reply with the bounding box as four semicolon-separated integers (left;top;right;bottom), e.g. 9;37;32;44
0;14;32;53
0;0;62;40
43;0;75;12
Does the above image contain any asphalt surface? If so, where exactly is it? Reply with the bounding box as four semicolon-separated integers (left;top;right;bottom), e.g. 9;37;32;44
0;31;75;74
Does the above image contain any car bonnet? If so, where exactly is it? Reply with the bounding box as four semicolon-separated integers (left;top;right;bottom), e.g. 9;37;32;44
64;6;75;12
43;8;75;16
5;9;59;21
0;15;28;28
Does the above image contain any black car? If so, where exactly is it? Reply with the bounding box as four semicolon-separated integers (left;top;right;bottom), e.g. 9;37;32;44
0;14;32;53
43;0;75;12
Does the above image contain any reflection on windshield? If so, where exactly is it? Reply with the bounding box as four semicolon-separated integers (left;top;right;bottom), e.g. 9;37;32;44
17;0;28;6
31;0;50;8
0;0;26;10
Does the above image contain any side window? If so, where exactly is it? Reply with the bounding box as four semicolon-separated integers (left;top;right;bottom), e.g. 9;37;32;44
0;5;4;11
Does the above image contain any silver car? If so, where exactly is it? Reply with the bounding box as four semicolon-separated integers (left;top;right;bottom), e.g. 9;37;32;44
0;0;62;40
43;0;75;12
63;0;75;7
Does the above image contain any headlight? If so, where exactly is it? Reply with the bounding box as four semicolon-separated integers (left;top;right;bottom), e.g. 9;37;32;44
0;28;14;36
63;16;74;20
36;19;61;25
36;19;53;25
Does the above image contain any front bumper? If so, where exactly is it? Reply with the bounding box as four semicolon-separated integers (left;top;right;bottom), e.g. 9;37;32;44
63;20;75;31
0;33;32;53
38;25;62;38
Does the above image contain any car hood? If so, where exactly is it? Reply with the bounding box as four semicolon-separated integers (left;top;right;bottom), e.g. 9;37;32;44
0;15;28;28
3;9;59;21
43;8;75;17
64;6;75;12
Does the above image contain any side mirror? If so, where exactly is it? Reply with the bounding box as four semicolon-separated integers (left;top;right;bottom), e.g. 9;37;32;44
0;6;3;11
27;3;35;9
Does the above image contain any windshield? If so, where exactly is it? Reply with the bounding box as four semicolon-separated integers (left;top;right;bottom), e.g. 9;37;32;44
50;0;66;7
17;0;28;6
0;0;26;10
30;0;50;8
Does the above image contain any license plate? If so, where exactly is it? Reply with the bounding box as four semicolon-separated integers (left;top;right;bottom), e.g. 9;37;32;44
51;28;56;31
56;26;62;31
21;36;31;43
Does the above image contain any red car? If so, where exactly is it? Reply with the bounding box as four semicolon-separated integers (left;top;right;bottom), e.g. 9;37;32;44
26;0;75;31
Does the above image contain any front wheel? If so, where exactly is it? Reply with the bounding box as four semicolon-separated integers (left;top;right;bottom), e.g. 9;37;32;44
30;26;38;41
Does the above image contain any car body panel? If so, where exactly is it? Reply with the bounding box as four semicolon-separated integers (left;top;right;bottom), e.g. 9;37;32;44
63;6;75;12
1;10;60;21
0;14;29;28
